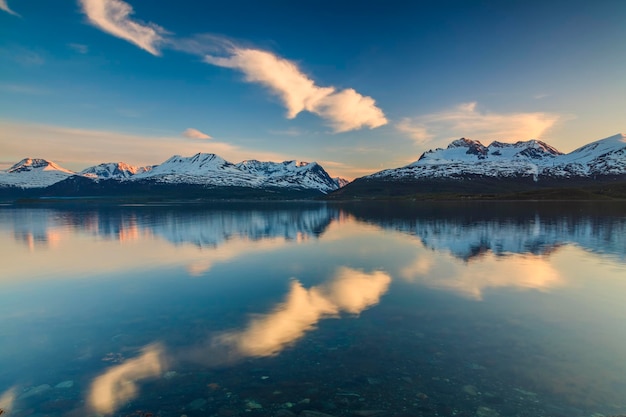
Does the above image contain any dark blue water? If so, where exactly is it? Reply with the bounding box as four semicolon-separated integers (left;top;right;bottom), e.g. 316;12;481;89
1;202;625;417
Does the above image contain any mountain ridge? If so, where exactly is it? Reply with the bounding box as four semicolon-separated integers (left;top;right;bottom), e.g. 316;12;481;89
2;134;624;200
0;152;347;198
330;133;626;199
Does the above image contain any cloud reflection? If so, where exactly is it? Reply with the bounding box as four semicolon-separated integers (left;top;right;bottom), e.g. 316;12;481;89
402;252;564;300
88;344;166;415
216;267;391;358
0;387;16;413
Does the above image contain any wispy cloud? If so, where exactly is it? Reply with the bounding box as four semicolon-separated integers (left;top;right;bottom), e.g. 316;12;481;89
398;102;561;146
77;0;387;132
79;0;165;56
182;127;212;140
0;46;45;66
205;48;387;132
0;83;49;95
68;43;89;54
0;0;19;16
268;127;308;137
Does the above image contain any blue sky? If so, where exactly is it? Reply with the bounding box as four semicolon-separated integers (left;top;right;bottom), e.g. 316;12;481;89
1;0;625;178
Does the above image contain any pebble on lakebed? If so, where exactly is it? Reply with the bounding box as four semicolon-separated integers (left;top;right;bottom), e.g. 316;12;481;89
476;406;500;417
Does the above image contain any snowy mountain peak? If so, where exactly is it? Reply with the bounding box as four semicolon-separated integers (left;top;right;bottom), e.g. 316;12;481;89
448;138;486;149
333;177;350;188
569;133;626;156
445;138;489;158
80;162;151;179
130;153;338;193
1;158;75;188
8;158;74;174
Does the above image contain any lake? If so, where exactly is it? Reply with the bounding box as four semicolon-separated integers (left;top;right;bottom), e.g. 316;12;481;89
1;201;625;417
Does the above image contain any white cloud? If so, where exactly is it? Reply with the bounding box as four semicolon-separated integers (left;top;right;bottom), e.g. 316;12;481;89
79;0;165;56
205;48;387;132
398;102;560;146
68;43;89;54
0;0;19;16
76;2;386;133
182;128;212;140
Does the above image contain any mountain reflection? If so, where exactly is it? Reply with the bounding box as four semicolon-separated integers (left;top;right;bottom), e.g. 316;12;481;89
0;204;339;249
3;202;624;261
341;201;626;260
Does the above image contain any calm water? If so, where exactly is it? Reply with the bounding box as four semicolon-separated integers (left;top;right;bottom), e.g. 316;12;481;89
1;202;625;417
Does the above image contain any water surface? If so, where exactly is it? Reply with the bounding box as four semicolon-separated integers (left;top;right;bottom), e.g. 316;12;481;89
1;202;625;417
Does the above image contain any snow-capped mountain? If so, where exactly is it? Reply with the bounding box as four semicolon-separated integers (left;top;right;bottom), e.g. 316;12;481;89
333;177;350;188
0;153;341;196
80;162;152;179
366;134;626;181
236;159;338;192
0;158;76;188
133;153;339;193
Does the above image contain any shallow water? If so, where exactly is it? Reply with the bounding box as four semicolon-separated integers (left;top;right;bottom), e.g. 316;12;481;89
1;201;625;417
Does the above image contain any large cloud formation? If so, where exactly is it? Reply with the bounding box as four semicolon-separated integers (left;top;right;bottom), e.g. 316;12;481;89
78;0;387;133
205;48;387;132
79;0;165;55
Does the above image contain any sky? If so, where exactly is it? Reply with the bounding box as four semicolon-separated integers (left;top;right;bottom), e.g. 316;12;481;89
1;0;625;179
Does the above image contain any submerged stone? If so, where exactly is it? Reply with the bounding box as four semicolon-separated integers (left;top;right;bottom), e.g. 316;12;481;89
351;410;386;416
300;411;336;417
19;384;51;399
245;400;262;409
55;380;74;389
275;409;297;417
188;398;207;410
476;406;499;417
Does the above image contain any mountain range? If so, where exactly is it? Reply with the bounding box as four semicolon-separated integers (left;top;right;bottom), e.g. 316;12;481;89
0;153;346;199
332;133;626;199
1;134;625;200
